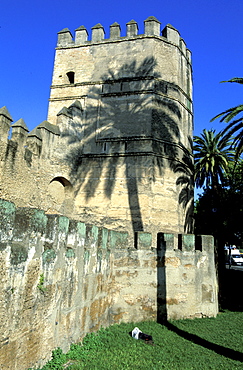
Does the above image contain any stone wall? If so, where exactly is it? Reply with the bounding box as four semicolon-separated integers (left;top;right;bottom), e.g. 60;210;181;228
0;199;218;370
0;107;75;217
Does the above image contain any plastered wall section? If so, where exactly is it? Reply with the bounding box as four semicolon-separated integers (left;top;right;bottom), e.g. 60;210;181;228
0;122;75;216
157;233;218;320
70;155;186;236
0;199;218;370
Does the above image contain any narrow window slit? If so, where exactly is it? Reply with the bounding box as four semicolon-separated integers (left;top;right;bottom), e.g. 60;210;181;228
67;71;75;84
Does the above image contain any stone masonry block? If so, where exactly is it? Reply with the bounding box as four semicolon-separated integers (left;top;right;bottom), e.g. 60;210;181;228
200;235;214;254
0;106;12;142
109;230;128;249
110;22;121;39
144;16;161;36
181;234;195;252
92;24;105;42
135;231;152;249
75;25;88;44
57;28;73;47
162;24;180;46
126;20;138;37
157;233;174;251
180;38;187;55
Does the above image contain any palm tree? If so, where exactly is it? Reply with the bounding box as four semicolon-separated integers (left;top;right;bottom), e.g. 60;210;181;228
211;78;243;159
194;129;234;192
194;129;234;308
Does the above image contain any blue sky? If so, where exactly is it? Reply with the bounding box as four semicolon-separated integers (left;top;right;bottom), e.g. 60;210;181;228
1;0;242;138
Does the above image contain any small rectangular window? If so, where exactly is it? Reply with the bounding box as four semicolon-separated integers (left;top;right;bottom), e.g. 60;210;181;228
67;71;75;84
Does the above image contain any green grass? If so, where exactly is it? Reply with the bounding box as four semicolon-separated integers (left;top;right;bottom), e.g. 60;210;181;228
35;311;243;370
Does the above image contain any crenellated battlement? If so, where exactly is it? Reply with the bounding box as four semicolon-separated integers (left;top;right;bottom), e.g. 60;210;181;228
0;106;61;155
57;16;191;62
0;106;13;141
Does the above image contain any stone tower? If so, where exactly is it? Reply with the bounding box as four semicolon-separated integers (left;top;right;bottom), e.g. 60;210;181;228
46;16;194;238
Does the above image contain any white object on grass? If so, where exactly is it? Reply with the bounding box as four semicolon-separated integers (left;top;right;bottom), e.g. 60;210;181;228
131;327;142;340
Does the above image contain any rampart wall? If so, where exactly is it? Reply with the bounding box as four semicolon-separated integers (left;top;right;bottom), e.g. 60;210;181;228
0;106;75;217
0;199;218;370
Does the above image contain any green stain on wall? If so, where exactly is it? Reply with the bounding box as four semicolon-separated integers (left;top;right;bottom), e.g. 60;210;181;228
138;232;152;247
58;216;69;233
0;199;16;230
0;199;16;216
77;222;86;238
65;248;75;258
84;249;90;262
182;234;195;251
109;230;128;249
10;244;28;265
98;228;108;249
31;210;48;232
86;225;99;247
42;248;56;263
91;225;98;241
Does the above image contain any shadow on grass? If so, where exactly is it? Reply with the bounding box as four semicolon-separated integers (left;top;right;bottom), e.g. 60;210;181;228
164;268;243;363
164;321;243;363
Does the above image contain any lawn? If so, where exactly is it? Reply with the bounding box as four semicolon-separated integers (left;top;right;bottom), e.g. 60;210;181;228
34;310;243;370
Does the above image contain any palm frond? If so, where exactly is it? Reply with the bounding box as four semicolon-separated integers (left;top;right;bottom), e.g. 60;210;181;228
223;105;243;123
233;134;243;159
210;77;243;159
211;106;243;123
221;120;243;138
220;77;243;84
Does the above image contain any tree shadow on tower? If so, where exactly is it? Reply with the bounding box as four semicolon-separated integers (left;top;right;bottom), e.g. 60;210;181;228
170;136;194;233
63;56;192;235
